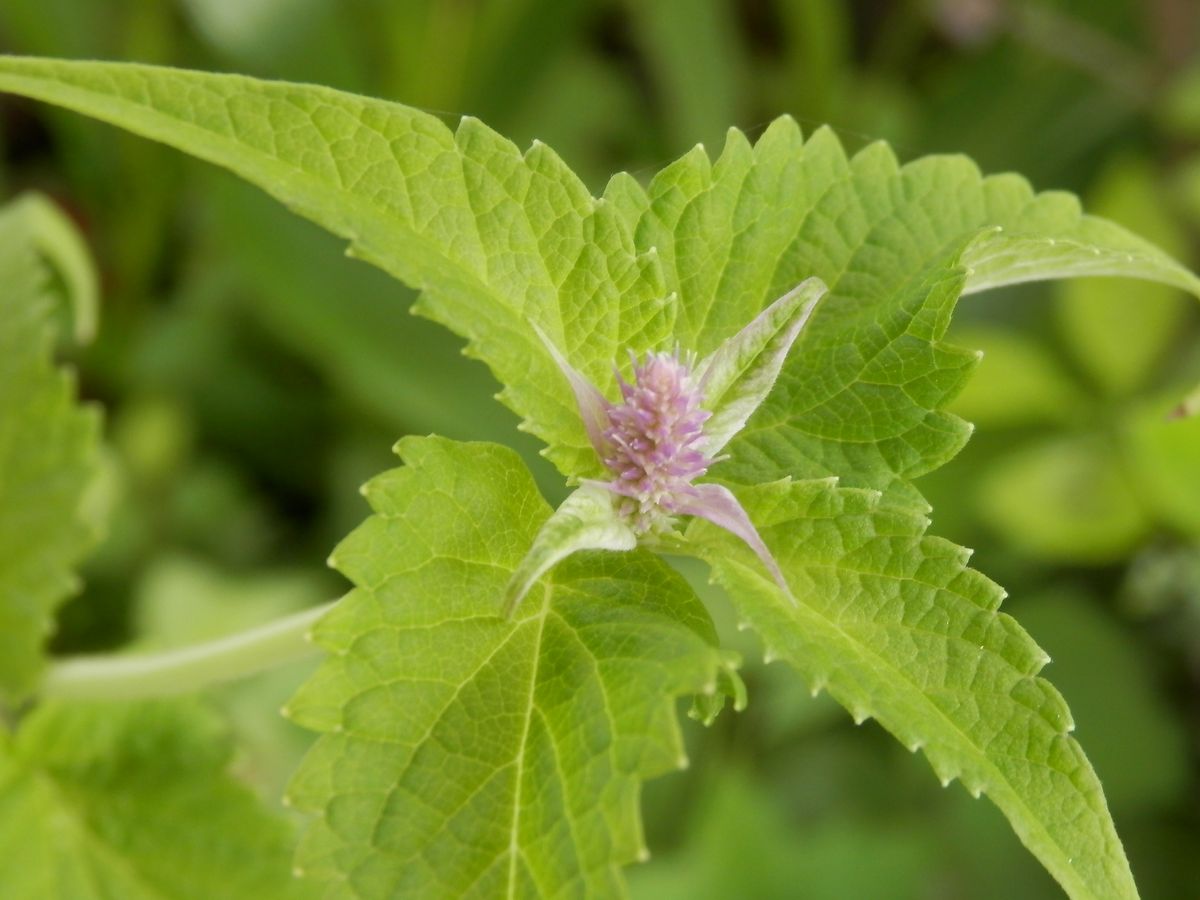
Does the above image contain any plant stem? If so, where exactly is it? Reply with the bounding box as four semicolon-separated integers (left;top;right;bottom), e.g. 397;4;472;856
40;601;336;701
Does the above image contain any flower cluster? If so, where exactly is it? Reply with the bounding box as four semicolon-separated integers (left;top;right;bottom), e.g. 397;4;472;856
504;279;826;616
602;350;712;534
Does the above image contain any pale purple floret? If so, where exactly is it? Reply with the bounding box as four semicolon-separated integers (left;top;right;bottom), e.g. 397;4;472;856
537;336;793;600
602;351;712;533
589;350;791;595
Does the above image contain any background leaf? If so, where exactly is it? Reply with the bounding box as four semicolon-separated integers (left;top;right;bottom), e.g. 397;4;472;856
0;193;100;701
0;700;310;899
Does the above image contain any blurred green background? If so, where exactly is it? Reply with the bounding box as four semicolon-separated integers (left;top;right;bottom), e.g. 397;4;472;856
3;1;1199;896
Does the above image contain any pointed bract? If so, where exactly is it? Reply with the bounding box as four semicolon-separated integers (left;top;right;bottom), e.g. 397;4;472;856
695;278;826;455
502;483;637;617
671;482;794;603
531;321;612;458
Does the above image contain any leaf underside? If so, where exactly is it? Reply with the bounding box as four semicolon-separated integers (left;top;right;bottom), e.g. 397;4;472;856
0;194;100;702
285;437;723;898
1;57;1193;899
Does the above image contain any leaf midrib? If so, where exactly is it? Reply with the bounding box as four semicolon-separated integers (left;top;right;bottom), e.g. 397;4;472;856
506;585;550;900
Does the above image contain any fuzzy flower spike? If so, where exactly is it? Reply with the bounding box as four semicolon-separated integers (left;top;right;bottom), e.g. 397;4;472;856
503;277;827;617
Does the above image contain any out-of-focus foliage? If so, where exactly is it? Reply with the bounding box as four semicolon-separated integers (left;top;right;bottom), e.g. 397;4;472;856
0;194;100;701
0;699;312;899
1;1;1198;896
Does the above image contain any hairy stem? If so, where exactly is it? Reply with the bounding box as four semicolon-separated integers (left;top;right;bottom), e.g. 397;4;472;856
40;601;336;700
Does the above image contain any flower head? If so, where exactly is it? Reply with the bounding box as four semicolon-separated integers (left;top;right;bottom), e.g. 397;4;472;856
602;350;712;533
504;278;827;617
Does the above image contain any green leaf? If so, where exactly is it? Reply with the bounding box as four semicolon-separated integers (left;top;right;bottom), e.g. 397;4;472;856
0;58;1194;503
0;700;311;899
285;437;726;898
694;276;826;455
605;119;1200;502
0;59;1187;897
0;56;672;479
8;192;99;342
687;478;1138;900
0;193;101;702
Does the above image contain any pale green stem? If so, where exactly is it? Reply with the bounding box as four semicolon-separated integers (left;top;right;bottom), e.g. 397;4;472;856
40;601;336;701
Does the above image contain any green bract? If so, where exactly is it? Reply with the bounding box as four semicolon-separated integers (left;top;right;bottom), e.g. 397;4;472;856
2;55;1198;899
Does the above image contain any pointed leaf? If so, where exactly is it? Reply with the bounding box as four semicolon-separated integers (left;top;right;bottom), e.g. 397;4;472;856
0;56;672;479
530;321;612;459
286;437;725;898
2;60;1192;899
686;479;1137;900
